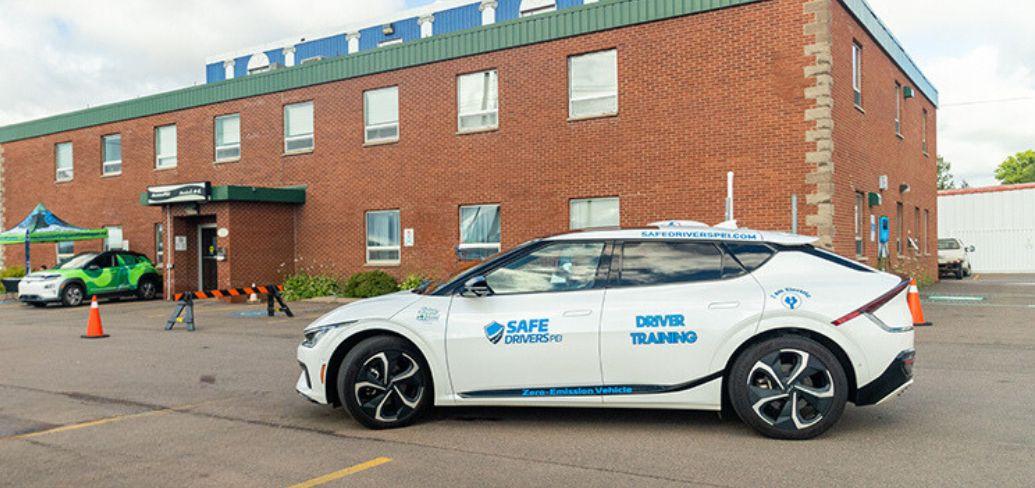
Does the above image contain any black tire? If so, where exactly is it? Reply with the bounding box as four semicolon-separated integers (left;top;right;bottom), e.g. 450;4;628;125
728;335;848;440
60;283;86;307
137;276;160;300
30;302;47;308
337;336;432;429
955;266;964;280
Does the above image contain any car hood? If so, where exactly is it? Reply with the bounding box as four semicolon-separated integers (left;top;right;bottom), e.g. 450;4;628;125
22;270;75;281
304;291;425;332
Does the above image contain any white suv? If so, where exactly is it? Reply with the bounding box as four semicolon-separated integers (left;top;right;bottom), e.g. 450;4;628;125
297;221;916;439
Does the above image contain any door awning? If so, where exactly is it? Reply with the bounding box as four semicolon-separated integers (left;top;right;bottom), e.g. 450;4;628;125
140;184;306;206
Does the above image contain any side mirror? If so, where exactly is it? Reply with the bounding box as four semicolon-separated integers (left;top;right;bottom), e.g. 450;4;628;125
966;245;975;253
460;276;493;298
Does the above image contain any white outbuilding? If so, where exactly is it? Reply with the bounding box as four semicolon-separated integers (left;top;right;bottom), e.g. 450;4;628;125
938;183;1035;273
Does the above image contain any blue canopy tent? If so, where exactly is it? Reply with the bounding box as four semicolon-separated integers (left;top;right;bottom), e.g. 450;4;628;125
0;204;108;272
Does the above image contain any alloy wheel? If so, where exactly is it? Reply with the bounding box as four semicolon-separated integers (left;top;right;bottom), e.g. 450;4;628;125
66;287;84;306
747;349;835;431
141;281;157;299
354;351;425;423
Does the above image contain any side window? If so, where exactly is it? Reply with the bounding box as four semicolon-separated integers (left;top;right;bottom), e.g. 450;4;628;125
619;241;722;287
118;254;139;266
725;243;775;273
485;242;605;294
91;254;115;269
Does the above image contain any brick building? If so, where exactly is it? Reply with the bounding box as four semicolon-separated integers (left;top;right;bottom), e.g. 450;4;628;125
0;0;938;295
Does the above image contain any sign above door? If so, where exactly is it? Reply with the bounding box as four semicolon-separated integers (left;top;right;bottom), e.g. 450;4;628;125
146;182;212;205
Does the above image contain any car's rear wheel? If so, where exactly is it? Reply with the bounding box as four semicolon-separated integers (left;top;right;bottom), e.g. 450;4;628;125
729;336;848;440
137;277;159;300
337;336;431;429
61;283;85;307
955;266;964;280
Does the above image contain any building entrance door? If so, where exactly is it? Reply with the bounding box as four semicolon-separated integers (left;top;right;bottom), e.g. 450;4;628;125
199;225;218;291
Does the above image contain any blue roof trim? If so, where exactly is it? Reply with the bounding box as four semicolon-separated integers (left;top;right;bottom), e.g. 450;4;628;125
841;0;938;106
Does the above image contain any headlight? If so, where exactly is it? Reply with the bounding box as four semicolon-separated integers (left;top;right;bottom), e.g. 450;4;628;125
301;321;356;348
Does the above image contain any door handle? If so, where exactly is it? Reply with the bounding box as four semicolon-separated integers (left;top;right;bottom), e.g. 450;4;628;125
563;309;593;317
708;301;740;310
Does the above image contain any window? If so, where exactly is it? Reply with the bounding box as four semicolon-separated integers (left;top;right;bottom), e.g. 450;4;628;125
215;114;241;162
118;253;139;267
895;202;903;255
725;243;775;273
102;134;122;176
485;241;604;294
155;223;165;265
895;82;902;135
854;191;866;257
923;209;930;254
569;49;618;119
852;42;862;106
619;242;723;287
55;142;73;181
913;206;921;254
284;102;314;153
364;87;399;143
922;109;929;154
105;226;124;251
459;204;501;260
366;210;400;264
457;70;499;132
570;197;620;229
378;38;403;47
155;125;177;169
520;0;556;16
56;242;75;265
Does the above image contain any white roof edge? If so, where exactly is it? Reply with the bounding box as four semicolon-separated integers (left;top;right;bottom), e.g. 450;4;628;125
205;0;477;64
545;227;819;246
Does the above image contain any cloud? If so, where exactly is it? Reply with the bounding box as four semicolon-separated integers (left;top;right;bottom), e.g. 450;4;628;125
0;0;406;125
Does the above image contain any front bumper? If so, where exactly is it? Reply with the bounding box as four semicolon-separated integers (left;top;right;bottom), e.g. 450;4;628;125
18;280;62;302
296;343;330;404
855;349;915;406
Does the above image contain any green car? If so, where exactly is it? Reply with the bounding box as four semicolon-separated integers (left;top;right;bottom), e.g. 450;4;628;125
18;251;162;307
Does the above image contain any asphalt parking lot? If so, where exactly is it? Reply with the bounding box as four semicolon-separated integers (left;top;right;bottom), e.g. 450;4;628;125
1;276;1033;487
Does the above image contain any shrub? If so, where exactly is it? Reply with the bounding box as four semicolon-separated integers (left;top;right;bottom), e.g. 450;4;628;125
398;273;426;291
282;272;341;301
342;271;398;298
0;266;26;293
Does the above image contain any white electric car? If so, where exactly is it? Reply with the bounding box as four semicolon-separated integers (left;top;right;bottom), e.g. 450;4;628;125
297;221;915;439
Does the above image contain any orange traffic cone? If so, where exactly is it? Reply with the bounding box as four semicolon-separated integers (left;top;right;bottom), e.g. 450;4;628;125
907;278;932;327
81;296;110;339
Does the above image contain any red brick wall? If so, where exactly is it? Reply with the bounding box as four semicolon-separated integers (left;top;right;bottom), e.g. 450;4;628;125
1;0;934;287
829;0;938;279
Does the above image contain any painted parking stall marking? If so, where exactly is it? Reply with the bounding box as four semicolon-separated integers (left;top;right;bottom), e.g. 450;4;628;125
287;457;392;488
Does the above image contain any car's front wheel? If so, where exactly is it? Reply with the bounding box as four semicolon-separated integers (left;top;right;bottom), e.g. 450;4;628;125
729;336;848;440
60;283;85;307
337;336;431;429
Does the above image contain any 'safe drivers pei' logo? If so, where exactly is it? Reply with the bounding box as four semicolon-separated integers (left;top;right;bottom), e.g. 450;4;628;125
484;321;505;344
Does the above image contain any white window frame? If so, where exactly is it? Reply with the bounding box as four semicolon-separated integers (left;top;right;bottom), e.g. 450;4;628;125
852;42;863;106
520;0;556;17
895;82;902;136
284;101;315;154
378;38;403;48
569;197;620;230
56;241;75;265
365;210;401;265
154;125;177;169
568;49;618;120
459;204;501;260
214;114;241;162
55;142;74;182
155;223;165;265
854;192;865;257
102;134;122;176
364;86;400;144
922;109;929;154
457;70;499;133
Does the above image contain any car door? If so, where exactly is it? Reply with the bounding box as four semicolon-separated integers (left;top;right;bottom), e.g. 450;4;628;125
446;240;609;402
114;254;136;291
599;241;765;405
81;253;120;294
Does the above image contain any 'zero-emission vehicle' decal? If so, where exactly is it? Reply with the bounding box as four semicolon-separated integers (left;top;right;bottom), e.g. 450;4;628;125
458;371;724;398
484;318;563;345
631;314;698;345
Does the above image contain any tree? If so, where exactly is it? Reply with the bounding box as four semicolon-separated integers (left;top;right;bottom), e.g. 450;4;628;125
937;156;969;190
995;150;1035;185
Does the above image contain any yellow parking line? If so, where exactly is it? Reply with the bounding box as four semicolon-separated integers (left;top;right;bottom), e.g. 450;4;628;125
5;404;193;441
288;457;393;488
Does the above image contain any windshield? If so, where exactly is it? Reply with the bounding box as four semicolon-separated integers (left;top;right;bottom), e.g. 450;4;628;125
429;240;541;295
59;253;99;270
938;239;960;250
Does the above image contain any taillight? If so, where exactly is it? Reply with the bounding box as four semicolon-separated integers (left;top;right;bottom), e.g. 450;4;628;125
832;279;910;326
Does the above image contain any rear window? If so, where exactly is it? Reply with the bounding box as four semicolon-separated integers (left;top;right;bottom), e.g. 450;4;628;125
725;243;776;272
618;241;723;286
938;239;960;250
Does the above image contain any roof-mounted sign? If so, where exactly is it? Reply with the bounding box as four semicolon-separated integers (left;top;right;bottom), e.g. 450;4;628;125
146;182;211;205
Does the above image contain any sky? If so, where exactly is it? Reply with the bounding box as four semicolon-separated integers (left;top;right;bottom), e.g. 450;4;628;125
0;0;1031;187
